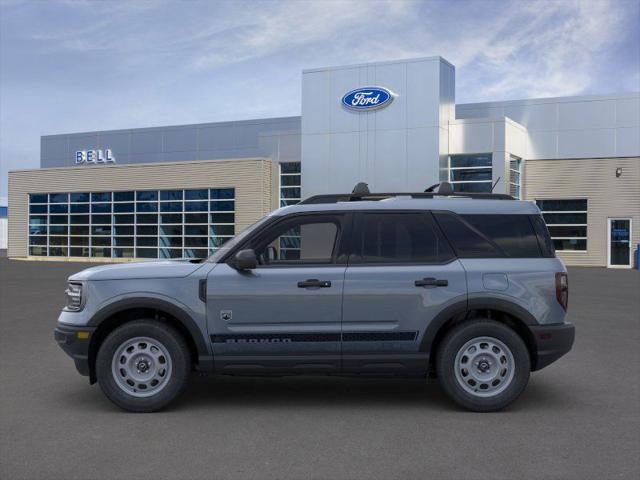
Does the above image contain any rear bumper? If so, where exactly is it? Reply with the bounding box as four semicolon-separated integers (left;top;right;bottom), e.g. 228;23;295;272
54;324;96;377
530;322;575;371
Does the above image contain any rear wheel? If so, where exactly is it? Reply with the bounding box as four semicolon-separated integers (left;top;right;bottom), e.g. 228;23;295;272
436;319;530;412
96;320;191;412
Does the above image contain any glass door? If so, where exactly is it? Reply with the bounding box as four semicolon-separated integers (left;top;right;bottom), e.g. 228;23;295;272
608;218;632;268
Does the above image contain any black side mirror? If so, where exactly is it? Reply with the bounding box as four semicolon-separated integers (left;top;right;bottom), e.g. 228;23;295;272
233;249;257;270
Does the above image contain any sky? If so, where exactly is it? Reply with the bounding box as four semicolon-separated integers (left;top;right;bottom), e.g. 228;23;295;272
1;0;639;203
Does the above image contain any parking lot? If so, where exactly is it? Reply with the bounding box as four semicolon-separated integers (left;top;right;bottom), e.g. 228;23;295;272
0;258;638;480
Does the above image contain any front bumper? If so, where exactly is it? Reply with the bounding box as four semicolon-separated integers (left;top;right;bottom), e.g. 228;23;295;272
530;322;575;371
54;324;96;377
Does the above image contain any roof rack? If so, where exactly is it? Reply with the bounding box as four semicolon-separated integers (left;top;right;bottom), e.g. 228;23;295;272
298;182;514;205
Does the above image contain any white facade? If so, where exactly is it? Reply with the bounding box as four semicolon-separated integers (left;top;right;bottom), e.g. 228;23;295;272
457;93;640;160
301;57;455;196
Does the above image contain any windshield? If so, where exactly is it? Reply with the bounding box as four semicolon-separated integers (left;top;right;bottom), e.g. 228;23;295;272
207;216;272;263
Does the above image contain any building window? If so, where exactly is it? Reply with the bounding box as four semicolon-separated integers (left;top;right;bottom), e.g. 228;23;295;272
28;189;235;260
279;162;301;207
536;199;587;251
509;156;522;199
448;154;492;193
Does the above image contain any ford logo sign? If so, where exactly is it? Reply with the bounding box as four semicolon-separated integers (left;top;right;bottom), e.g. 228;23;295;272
342;86;395;111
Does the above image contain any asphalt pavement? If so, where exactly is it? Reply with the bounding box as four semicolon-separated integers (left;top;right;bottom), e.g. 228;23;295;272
1;258;639;480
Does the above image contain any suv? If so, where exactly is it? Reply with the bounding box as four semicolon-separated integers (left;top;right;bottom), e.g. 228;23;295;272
54;183;575;412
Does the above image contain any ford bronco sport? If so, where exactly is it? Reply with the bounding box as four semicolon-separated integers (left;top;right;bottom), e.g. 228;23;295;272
54;182;575;412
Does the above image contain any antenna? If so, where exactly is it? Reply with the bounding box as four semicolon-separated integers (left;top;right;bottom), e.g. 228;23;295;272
491;177;501;192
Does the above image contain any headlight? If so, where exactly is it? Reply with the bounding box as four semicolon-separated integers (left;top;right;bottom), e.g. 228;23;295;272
65;282;84;311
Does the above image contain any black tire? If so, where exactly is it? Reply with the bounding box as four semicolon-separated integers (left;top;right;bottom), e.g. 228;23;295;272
96;320;191;412
436;319;530;412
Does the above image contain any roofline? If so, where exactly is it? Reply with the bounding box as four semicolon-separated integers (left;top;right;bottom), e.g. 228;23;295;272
8;157;272;174
458;91;640;109
41;115;301;139
303;55;454;74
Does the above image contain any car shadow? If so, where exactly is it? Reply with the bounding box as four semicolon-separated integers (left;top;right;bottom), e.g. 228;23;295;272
175;375;453;411
51;374;576;414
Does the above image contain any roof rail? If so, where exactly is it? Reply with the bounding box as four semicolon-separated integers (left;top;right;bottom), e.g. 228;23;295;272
298;182;514;205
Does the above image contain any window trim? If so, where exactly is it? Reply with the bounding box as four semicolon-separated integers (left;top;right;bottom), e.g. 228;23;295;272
279;162;301;207
448;153;493;193
536;199;588;252
28;188;236;260
509;155;522;200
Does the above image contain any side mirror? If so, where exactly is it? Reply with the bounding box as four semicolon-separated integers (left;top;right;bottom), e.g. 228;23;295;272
233;249;257;271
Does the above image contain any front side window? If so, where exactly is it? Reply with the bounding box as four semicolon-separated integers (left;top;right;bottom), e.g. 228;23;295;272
251;215;341;265
353;213;454;264
536;199;587;251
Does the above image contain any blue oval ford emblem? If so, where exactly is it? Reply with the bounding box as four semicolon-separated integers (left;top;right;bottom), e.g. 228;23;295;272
342;86;395;111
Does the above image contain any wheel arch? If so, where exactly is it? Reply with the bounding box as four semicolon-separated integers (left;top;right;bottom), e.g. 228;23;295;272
421;298;538;372
87;297;210;384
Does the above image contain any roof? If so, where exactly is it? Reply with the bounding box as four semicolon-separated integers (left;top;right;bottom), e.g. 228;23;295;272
272;196;540;216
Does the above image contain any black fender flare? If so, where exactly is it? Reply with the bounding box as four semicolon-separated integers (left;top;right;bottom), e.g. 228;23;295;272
467;296;538;325
88;296;210;360
419;296;538;353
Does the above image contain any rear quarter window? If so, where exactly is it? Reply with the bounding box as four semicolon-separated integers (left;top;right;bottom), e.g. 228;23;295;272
462;215;542;258
434;212;544;258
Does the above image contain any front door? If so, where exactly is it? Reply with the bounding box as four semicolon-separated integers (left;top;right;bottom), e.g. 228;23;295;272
608;218;632;268
341;212;467;374
206;213;350;373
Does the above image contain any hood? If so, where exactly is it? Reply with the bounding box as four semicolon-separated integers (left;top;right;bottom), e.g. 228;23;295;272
69;260;206;281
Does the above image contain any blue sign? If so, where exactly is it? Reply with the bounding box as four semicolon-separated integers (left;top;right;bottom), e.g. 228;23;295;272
342;86;395;111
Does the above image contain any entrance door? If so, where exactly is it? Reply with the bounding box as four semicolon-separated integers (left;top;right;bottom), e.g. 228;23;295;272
206;213;350;373
608;218;632;268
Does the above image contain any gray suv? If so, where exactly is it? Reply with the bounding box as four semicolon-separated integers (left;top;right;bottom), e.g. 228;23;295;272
54;183;575;412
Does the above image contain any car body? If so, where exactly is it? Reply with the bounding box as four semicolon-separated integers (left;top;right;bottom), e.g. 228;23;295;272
55;184;575;412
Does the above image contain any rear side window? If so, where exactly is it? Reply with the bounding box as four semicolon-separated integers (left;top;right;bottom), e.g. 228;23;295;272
433;212;502;258
530;215;555;257
462;215;542;258
434;212;544;258
353;212;454;264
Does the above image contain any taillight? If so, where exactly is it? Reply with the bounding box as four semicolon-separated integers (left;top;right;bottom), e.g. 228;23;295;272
555;272;568;310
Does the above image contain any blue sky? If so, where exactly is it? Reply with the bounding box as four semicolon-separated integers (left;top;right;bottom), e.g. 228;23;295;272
1;0;639;203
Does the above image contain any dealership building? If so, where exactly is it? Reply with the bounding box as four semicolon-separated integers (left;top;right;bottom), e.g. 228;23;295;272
7;56;640;267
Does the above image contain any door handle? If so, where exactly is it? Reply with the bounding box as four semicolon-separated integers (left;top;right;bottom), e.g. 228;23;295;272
297;279;332;288
414;278;448;287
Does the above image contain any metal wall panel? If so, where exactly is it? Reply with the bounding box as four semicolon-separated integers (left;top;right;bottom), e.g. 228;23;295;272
41;117;301;168
301;57;454;196
457;93;640;160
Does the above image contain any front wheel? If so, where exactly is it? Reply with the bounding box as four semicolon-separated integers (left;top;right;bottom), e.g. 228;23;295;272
96;320;191;412
436;319;530;412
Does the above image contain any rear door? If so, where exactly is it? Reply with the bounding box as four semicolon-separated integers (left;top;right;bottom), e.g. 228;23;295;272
341;211;467;374
206;212;351;374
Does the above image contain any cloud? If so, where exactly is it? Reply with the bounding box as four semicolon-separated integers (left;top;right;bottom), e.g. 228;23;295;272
0;0;638;200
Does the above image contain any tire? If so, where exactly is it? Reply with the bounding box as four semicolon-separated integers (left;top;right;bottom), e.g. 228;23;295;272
96;320;191;412
436;319;530;412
